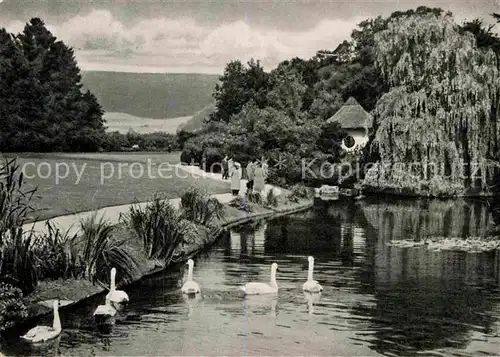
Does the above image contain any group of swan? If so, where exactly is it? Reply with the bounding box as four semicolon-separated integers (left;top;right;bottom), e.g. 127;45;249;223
20;256;321;343
241;256;323;295
181;256;322;297
21;267;129;343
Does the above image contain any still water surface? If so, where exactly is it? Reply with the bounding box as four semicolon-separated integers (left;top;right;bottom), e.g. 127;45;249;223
2;198;500;356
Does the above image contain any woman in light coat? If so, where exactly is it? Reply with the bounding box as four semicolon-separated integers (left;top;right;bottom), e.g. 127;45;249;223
227;157;234;176
231;162;242;195
253;163;265;195
245;160;255;192
262;159;269;179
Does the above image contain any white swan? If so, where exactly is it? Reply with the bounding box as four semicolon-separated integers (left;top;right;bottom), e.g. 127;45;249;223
93;297;117;318
181;259;201;294
21;299;61;343
241;263;278;295
302;256;323;292
106;267;129;305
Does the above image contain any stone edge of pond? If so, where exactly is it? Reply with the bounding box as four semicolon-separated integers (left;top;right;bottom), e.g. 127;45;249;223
15;197;314;331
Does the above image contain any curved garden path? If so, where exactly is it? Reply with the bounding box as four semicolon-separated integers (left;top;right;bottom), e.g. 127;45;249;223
23;164;281;237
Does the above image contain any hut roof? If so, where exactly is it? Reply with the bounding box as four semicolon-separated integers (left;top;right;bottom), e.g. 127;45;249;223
326;97;373;129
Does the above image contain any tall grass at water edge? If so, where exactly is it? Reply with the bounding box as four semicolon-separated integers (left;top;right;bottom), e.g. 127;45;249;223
0;158;139;300
179;187;225;226
79;212;140;285
124;194;193;266
0;157;38;294
124;188;228;267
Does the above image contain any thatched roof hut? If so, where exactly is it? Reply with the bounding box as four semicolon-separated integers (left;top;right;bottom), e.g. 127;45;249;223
326;97;373;130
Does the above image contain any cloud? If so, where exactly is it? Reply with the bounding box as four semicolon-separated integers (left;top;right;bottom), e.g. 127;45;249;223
3;9;365;73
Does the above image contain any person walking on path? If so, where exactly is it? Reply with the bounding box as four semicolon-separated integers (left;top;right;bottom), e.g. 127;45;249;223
227;157;234;181
246;160;255;192
201;155;207;172
262;158;269;179
222;156;229;179
231;162;242;196
253;163;265;195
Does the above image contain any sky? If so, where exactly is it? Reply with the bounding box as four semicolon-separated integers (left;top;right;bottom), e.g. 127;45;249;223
0;0;498;74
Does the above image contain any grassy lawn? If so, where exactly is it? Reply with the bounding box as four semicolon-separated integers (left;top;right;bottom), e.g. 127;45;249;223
10;152;229;221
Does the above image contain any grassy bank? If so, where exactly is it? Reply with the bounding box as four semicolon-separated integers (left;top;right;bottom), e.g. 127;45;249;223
15;188;313;329
5;153;229;221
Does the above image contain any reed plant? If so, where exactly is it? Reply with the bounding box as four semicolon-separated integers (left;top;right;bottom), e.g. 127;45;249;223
0;158;38;294
79;212;140;285
179;187;225;226
33;221;82;281
1;227;38;295
126;194;189;266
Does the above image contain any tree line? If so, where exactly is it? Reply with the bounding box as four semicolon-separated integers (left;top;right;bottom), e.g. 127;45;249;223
179;7;500;194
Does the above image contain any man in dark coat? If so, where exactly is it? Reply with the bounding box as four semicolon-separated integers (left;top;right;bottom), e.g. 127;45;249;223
222;156;229;179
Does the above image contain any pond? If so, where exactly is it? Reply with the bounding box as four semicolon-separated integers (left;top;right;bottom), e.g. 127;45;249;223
2;197;500;356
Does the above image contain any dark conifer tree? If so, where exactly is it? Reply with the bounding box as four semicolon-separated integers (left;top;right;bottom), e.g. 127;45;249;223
0;18;106;152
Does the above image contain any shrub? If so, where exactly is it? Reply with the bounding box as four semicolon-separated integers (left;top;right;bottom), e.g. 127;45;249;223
266;188;279;207
126;195;189;266
179;187;225;226
204;147;224;173
0;283;28;332
180;150;193;165
288;183;312;202
102;131;130;151
142;132;177;151
183;140;203;164
266;151;306;185
229;195;253;212
79;212;140;285
247;191;263;205
177;129;197;150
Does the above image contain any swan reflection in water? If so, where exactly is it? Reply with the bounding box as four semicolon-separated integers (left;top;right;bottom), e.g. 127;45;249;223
303;291;321;315
242;294;278;318
183;292;203;317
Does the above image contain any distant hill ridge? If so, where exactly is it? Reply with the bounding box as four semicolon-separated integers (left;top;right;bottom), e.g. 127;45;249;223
81;71;220;119
179;103;216;132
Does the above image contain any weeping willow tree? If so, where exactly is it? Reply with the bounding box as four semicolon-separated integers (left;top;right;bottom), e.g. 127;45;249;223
366;14;500;196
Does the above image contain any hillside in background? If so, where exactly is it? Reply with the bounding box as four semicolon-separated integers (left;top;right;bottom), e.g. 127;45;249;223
179;103;216;132
81;71;220;119
104;112;192;134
